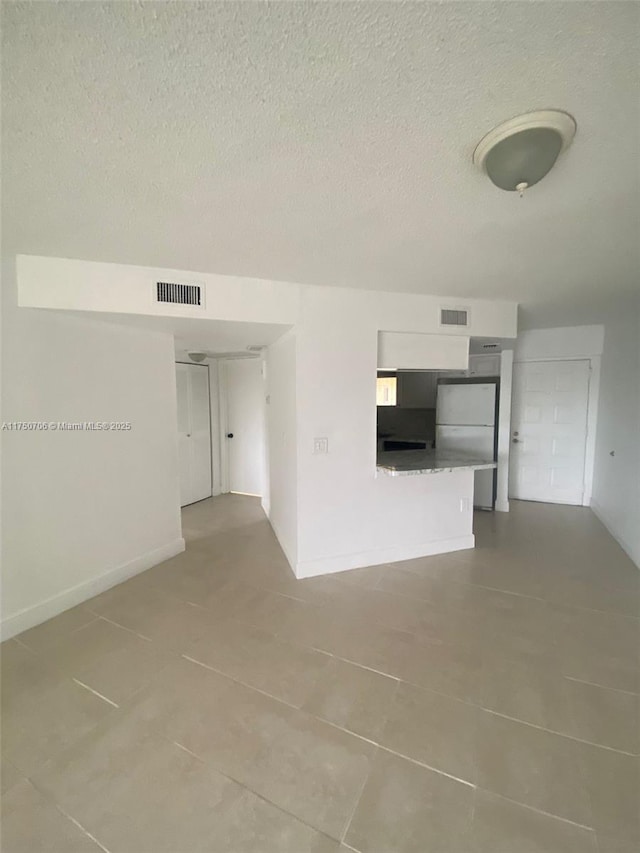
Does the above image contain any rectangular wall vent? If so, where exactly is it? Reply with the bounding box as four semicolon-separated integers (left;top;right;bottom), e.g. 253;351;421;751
156;281;202;306
440;308;469;327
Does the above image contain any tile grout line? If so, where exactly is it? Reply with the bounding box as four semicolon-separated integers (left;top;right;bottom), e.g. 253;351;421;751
26;778;113;853
563;674;640;697
93;615;154;643
365;561;640;620
481;787;597;832
10;635;36;652
31;710;600;851
181;654;383;748
11;616;101;655
481;707;640;757
303;646;402;682
340;681;400;853
470;785;477;824
277;629;638;757
59;809;113;853
567;685;600;841
181;655;300;711
43;588;633;762
169;737;347;846
187;647;491;784
311;634;638;755
376;744;477;789
72;679;120;709
180;654;503;793
340;746;377;846
185;638;638;758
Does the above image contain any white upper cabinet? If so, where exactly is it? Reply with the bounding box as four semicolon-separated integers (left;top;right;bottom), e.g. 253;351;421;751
378;332;469;371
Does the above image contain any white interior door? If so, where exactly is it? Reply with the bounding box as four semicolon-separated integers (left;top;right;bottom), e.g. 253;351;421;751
225;358;265;497
176;363;212;507
510;360;590;505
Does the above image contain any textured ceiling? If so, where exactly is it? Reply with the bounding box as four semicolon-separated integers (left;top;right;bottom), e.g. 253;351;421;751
2;1;639;327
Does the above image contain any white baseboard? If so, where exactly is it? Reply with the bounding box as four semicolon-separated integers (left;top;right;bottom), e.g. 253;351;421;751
590;501;640;569
495;500;510;513
263;511;297;579
294;534;475;579
0;538;186;641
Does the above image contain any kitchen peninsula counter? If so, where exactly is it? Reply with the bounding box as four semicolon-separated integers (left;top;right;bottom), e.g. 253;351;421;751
377;449;497;477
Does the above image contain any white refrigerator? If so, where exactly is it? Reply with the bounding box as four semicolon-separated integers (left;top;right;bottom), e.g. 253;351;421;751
436;382;497;510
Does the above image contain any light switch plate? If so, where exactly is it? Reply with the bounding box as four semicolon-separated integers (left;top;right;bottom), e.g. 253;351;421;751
313;437;329;455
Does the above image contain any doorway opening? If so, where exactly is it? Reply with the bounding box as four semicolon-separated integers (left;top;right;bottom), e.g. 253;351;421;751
175;354;267;509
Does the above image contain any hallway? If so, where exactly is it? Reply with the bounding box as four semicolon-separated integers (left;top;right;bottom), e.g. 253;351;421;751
2;496;638;852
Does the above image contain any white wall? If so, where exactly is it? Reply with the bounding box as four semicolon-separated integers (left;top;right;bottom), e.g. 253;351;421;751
293;286;516;577
1;262;184;639
591;303;640;567
265;332;298;569
515;325;605;361
18;254;301;325
14;255;518;582
513;325;604;507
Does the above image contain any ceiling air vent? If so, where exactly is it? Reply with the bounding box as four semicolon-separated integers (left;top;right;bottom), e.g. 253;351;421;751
156;281;202;306
440;308;469;327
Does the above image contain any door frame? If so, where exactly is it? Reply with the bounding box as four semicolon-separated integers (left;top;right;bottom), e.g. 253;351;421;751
510;355;601;506
217;358;231;494
176;360;224;501
175;361;215;506
217;355;267;497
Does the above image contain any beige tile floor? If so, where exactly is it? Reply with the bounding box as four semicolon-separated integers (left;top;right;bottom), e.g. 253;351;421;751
2;495;639;852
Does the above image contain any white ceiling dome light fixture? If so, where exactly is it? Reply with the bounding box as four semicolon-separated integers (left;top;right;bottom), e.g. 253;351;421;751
473;110;577;197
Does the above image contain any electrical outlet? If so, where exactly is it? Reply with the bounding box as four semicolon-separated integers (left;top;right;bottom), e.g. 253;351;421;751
313;437;329;455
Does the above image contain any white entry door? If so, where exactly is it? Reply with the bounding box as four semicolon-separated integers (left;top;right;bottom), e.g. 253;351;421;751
225;358;265;497
176;363;212;507
510;360;590;505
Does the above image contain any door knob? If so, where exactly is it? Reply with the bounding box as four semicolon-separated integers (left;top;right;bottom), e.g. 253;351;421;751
512;438;520;443
226;433;234;439
186;433;191;437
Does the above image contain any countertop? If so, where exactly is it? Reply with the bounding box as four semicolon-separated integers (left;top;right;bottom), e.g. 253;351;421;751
378;434;433;444
377;449;497;476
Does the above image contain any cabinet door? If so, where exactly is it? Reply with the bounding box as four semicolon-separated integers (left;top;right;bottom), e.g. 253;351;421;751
468;355;500;377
